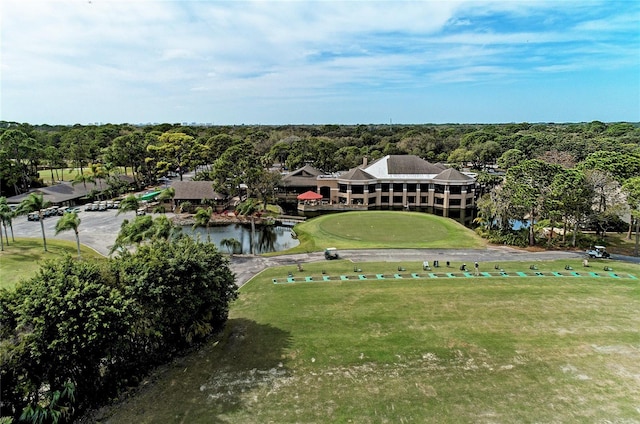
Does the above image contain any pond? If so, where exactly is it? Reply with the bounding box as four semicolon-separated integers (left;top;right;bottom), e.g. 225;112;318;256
184;224;299;254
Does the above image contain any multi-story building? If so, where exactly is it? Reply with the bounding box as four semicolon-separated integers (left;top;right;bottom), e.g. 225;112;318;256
281;155;476;214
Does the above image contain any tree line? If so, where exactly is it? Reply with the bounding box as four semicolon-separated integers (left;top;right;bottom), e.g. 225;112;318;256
1;120;638;195
1;120;639;252
476;156;640;255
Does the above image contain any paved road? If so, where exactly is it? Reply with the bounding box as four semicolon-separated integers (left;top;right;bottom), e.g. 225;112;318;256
11;208;149;256
11;209;638;287
228;247;594;286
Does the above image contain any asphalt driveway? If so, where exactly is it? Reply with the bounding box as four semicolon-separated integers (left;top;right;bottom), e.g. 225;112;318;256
11;208;151;256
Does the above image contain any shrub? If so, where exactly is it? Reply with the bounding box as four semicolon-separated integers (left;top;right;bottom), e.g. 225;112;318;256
483;228;529;247
0;237;238;422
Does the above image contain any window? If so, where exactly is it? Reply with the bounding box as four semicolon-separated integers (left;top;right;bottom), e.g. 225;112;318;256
421;196;428;203
339;184;348;193
393;183;404;192
381;196;389;203
352;185;364;195
406;183;417;192
393;196;403;204
368;184;377;193
449;186;462;195
449;199;461;206
419;183;430;191
434;184;445;194
381;183;390;193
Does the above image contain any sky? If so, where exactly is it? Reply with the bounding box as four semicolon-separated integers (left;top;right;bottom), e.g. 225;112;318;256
1;0;639;125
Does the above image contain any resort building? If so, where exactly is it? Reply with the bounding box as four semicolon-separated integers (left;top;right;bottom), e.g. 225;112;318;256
171;181;230;213
281;155;476;213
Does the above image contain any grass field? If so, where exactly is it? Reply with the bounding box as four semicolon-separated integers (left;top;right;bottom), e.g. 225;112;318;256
102;258;640;423
286;211;485;254
37;167;132;185
0;238;104;289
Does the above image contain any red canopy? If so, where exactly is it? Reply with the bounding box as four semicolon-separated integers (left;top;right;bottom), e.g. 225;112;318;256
297;191;323;201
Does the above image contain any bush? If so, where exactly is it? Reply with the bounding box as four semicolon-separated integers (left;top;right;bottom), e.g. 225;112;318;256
113;235;238;359
0;237;238;422
1;257;130;420
482;228;529;247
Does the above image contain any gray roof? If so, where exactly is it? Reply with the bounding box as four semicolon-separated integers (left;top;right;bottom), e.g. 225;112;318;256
6;180;107;204
281;165;323;187
172;181;225;201
433;168;474;182
365;155;446;178
386;155;446;174
339;167;376;181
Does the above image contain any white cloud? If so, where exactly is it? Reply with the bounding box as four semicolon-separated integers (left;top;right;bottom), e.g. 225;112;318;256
1;0;638;124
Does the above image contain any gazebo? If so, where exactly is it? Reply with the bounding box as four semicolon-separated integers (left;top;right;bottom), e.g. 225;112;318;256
297;191;323;201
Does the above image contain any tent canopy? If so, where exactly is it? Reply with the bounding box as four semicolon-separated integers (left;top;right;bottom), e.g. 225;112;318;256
139;191;162;201
297;190;323;200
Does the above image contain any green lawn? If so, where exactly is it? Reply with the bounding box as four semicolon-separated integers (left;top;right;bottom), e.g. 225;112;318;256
37;167;132;185
0;238;104;289
102;259;640;423
286;211;485;254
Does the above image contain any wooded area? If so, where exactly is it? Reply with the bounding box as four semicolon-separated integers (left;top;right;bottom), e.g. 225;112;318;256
1;120;639;251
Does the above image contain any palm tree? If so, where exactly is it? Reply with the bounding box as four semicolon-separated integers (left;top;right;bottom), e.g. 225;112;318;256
220;237;242;256
0;210;11;247
178;201;192;214
117;194;140;216
157;186;175;211
192;207;213;241
17;193;51;252
0;196;16;245
236;199;260;254
110;215;182;254
0;206;4;251
55;211;82;258
72;171;95;191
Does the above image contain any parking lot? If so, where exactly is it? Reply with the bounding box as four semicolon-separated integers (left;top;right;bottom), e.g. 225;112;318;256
11;207;158;256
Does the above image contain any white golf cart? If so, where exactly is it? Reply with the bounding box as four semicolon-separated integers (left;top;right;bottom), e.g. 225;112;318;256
324;247;339;260
586;245;610;259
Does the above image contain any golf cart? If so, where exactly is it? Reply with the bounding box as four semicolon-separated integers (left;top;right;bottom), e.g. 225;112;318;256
324;247;339;260
586;245;610;259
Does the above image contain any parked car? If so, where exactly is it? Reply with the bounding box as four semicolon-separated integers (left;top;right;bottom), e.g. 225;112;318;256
44;206;59;217
27;212;40;221
136;208;146;216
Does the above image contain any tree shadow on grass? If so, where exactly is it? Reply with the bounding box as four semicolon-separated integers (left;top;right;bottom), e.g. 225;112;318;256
91;318;292;424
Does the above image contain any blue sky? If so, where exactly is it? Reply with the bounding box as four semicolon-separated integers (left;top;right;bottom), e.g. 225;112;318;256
1;0;638;125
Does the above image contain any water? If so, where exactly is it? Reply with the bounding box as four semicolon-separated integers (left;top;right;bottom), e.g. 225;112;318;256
185;224;299;254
